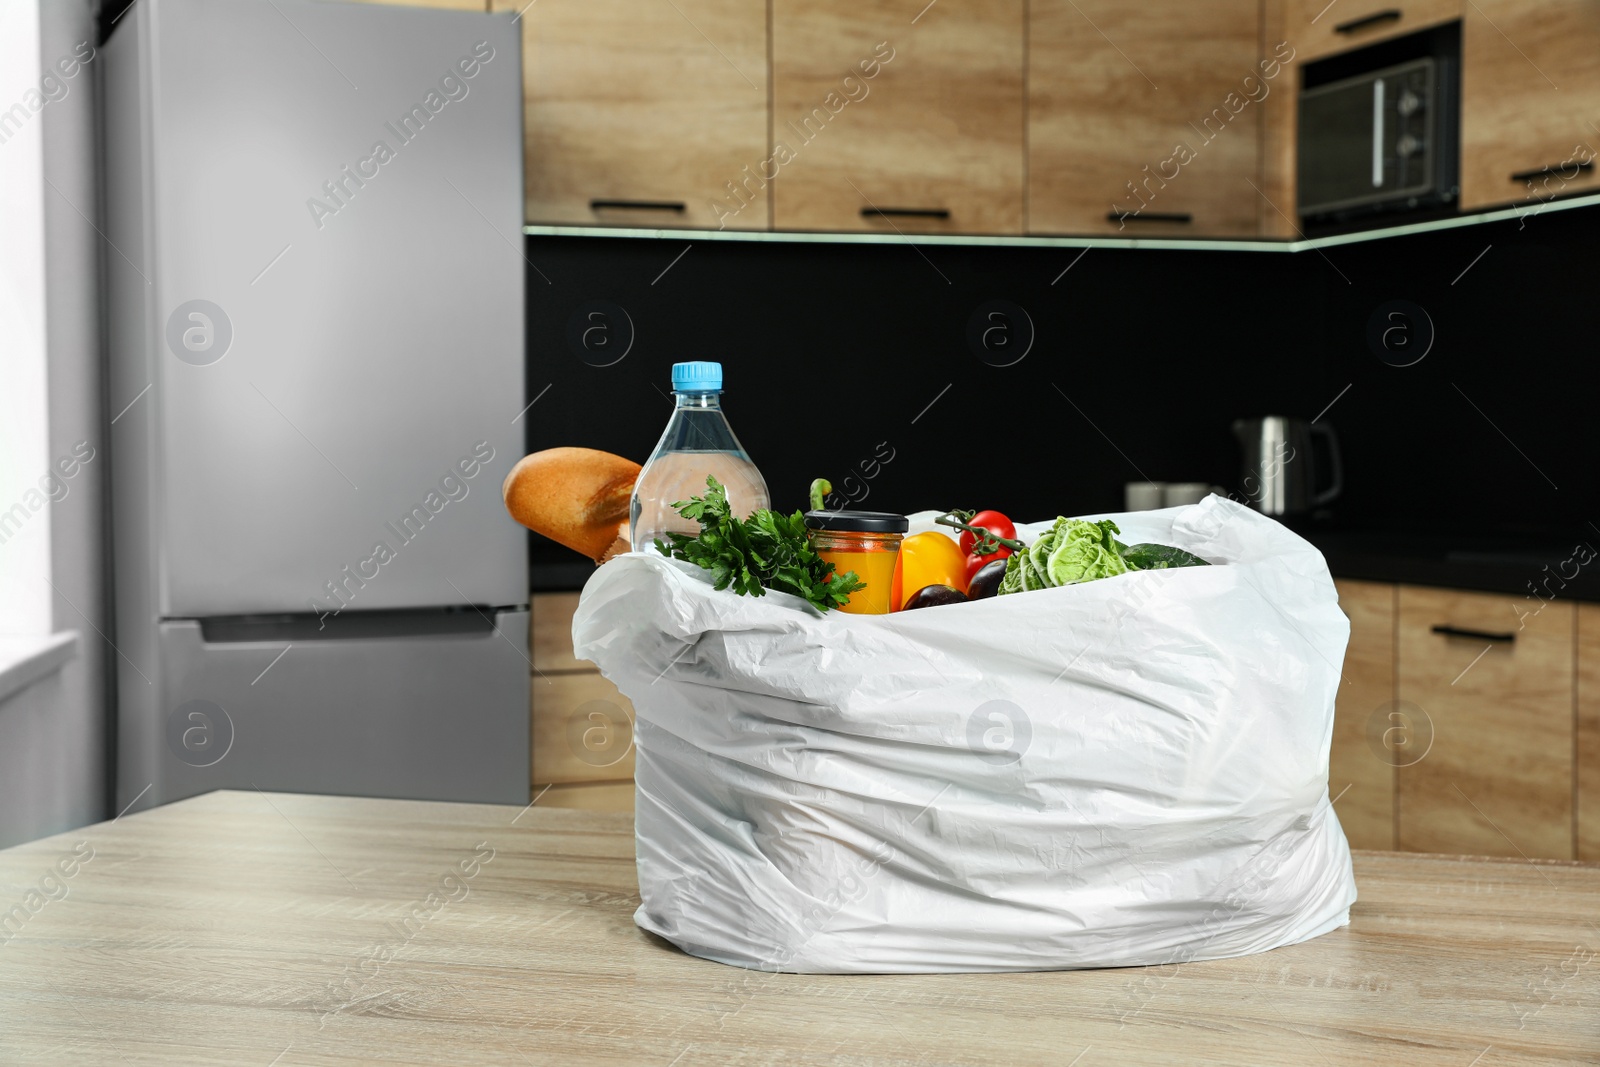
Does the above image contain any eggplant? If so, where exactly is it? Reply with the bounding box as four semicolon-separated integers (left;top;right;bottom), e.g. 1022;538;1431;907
902;584;968;610
967;558;1008;600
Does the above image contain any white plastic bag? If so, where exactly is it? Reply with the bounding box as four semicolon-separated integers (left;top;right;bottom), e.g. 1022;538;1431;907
573;495;1357;973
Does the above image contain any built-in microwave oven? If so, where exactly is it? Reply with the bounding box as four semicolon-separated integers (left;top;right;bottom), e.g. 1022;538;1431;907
1298;31;1459;223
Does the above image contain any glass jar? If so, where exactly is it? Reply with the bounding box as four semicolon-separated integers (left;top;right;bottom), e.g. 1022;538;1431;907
804;510;909;615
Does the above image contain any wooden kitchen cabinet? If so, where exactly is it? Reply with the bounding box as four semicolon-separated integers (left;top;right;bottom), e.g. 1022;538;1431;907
532;672;637;785
1290;0;1461;63
1395;587;1574;859
1257;0;1305;238
533;590;588;673
530;592;636;792
491;0;769;229
1460;0;1600;211
1578;604;1600;861
1330;580;1397;850
530;580;1593;843
1028;0;1263;237
770;0;1025;235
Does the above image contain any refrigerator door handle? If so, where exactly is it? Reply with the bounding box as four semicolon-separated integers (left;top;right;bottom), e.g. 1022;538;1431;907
194;607;522;644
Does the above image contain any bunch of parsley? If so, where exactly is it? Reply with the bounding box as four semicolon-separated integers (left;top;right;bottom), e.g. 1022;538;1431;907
654;477;865;612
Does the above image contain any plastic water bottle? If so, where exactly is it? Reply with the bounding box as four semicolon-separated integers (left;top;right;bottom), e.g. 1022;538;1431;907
630;361;771;554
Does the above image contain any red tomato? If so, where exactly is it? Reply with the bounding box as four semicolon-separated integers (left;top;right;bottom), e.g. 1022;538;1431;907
965;547;1012;584
958;511;1017;556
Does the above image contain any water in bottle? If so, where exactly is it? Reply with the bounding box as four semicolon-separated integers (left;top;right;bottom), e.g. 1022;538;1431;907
630;361;771;553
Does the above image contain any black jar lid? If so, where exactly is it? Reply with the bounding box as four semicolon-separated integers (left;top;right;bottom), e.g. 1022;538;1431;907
803;509;909;533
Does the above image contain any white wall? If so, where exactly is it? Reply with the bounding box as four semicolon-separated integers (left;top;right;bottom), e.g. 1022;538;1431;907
0;0;109;846
0;0;54;634
0;662;75;846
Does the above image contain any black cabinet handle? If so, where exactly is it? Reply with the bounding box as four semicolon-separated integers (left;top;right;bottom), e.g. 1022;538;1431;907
1510;160;1595;183
589;199;686;212
1108;211;1193;223
861;207;950;219
1431;624;1516;643
1335;9;1403;33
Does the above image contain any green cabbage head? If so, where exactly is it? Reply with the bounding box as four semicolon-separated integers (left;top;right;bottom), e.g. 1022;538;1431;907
998;518;1128;594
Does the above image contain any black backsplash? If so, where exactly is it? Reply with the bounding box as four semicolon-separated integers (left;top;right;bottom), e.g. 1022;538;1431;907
524;203;1600;582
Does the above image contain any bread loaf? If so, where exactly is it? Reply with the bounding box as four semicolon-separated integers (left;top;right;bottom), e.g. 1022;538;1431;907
501;447;640;562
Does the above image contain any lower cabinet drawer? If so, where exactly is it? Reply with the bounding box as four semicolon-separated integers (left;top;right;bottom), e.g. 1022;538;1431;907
1330;580;1398;850
532;671;636;785
1396;586;1575;859
1578;604;1600;862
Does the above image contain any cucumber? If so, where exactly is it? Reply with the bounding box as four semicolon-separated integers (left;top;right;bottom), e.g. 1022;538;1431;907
1120;543;1211;570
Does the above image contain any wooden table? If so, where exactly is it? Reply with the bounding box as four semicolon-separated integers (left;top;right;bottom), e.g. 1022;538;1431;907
2;791;1596;1065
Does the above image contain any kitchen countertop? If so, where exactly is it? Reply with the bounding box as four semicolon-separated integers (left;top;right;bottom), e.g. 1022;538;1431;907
4;790;1595;1065
1303;527;1600;602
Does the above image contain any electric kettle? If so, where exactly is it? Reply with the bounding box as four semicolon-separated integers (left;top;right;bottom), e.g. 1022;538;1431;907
1231;416;1343;516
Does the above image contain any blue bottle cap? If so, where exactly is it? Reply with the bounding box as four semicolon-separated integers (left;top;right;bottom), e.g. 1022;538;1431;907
671;361;722;393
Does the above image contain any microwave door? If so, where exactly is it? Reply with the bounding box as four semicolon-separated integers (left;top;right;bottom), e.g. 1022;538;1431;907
1299;80;1380;215
1299;58;1438;219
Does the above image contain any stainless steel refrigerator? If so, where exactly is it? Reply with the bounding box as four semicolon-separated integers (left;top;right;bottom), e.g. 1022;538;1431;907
104;0;529;813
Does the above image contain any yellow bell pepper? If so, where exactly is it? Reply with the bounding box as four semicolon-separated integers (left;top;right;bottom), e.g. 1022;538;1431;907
891;531;969;610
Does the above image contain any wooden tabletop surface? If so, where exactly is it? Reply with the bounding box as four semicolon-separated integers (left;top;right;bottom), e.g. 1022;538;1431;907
1;790;1596;1066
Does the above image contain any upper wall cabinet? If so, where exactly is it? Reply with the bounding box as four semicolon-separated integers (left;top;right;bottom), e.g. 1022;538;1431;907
491;0;769;229
1290;0;1461;62
497;0;1600;238
1029;0;1265;238
770;1;1025;235
1460;0;1600;212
